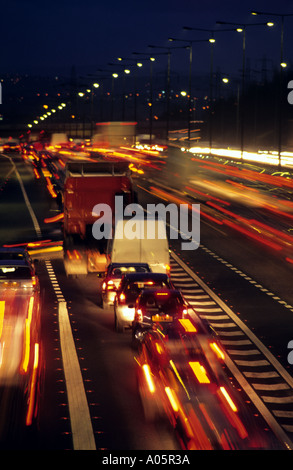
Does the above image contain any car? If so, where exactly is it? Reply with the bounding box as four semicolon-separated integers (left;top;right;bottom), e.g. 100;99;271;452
0;259;40;293
0;246;34;266
100;262;151;308
114;272;174;332
0;257;42;444
135;324;266;450
2;141;20;153
131;289;188;345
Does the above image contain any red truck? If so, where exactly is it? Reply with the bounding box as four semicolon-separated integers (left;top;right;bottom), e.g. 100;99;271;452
63;161;135;276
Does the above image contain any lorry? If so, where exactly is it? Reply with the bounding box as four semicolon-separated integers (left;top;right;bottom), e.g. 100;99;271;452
108;218;170;275
63;161;136;276
92;121;136;148
48;133;69;149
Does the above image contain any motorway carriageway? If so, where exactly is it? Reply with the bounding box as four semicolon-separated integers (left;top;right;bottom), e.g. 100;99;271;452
3;150;293;450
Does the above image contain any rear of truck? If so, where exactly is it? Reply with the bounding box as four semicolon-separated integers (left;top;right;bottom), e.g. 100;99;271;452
63;161;134;276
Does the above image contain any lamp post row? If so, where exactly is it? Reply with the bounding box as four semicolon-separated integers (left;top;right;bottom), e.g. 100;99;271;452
30;11;292;161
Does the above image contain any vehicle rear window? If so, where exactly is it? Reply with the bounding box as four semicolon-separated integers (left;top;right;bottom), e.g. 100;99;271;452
141;294;183;312
0;253;25;260
111;265;149;276
126;281;169;294
0;266;32;280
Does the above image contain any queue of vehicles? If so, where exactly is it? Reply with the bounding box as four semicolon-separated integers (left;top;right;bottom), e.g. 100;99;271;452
0;246;42;446
0;132;272;450
99;251;269;449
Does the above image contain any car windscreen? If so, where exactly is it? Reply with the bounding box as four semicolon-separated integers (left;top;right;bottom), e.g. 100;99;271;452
0;266;32;280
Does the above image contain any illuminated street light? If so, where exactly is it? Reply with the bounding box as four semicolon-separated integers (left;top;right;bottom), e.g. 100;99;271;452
250;10;293;164
148;43;191;141
168;37;209;144
133;52;167;144
182;25;244;151
216;20;274;157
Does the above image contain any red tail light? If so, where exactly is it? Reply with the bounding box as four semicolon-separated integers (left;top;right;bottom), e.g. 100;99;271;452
119;293;126;302
135;308;143;322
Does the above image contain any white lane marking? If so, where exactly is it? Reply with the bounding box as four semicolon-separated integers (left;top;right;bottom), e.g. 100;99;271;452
171;250;293;450
171;250;293;387
7;159;97;448
253;383;290;391
228;349;260;356
10;158;42;238
45;261;96;450
58;301;96;450
199;243;293;311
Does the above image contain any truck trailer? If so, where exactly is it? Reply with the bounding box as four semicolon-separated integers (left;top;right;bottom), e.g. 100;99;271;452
63;161;135;276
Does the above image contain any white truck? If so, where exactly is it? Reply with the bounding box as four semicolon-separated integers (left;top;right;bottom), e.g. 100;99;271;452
92;122;136;148
109;218;170;275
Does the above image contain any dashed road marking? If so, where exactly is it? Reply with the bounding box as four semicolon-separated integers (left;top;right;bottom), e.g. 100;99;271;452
45;260;96;450
8;160;96;451
170;251;293;450
199;244;293;312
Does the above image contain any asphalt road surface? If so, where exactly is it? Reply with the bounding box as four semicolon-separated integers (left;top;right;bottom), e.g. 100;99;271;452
1;149;293;452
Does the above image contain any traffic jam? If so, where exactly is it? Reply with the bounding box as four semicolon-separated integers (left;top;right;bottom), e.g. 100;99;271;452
0;130;280;450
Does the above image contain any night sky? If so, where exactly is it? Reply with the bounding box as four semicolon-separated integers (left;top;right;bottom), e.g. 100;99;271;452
2;0;293;79
0;0;293;74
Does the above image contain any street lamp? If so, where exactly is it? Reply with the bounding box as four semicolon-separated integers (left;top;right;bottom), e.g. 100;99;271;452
148;44;189;142
114;58;145;121
251;11;293;165
168;37;209;144
109;62;135;121
183;26;239;151
133;52;166;144
216;20;274;157
111;73;119;121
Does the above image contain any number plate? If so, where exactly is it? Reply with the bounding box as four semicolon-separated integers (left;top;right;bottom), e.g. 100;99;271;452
152;314;173;322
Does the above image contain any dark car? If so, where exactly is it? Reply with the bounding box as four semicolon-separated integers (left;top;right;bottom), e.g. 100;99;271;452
100;262;151;308
135;325;265;449
0;246;33;266
0;259;39;293
0;257;42;443
114;272;174;332
3;141;20;153
132;288;188;344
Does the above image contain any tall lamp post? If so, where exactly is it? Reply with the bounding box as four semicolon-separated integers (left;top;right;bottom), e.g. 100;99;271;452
216;21;274;158
115;57;145;129
183;26;239;151
148;44;190;141
96;68;120;122
168;37;209;145
133;52;168;144
109;62;135;121
251;11;293;166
